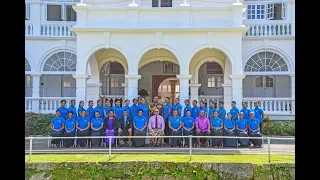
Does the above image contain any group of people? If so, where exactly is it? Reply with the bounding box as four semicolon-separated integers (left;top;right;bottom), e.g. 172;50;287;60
50;97;264;148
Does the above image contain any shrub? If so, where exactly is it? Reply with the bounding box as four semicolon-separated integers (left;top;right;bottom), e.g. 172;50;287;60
25;113;54;136
262;120;295;136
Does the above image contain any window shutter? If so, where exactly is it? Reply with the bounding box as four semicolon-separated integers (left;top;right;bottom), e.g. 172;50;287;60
267;3;274;20
61;4;65;21
26;3;31;20
44;3;48;20
281;0;287;20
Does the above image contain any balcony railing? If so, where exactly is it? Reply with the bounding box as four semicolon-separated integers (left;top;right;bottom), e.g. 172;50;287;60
41;23;76;37
245;22;292;37
25;23;34;36
243;97;295;115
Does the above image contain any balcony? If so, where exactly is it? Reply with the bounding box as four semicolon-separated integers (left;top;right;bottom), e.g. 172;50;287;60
25;22;76;37
244;21;293;37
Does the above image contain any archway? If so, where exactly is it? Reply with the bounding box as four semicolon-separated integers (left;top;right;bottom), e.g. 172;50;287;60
25;58;32;97
138;48;180;102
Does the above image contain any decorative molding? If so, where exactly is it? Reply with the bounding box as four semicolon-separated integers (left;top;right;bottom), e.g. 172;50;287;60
121;83;128;87
29;74;42;77
103;32;110;49
155;32;162;49
87;82;102;87
125;75;141;80
208;32;214;49
73;74;89;79
289;74;295;77
176;74;192;79
229;74;245;80
189;83;201;87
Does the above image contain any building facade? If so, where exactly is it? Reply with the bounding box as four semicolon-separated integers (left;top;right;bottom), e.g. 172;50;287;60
25;0;295;120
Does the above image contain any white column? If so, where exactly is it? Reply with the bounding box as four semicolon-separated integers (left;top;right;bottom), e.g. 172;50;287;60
189;83;201;102
73;75;89;106
30;74;41;113
177;75;192;116
222;84;232;111
229;75;246;110
290;74;295;114
126;75;141;105
122;82;128;101
31;1;41;36
86;82;101;108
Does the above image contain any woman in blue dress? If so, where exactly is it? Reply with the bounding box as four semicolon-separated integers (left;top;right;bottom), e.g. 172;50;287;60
138;97;149;119
103;110;119;146
236;112;249;147
91;111;104;147
223;112;237;147
50;110;65;147
64;112;76;147
210;111;223;147
76;110;90;147
168;110;183;147
77;101;85;118
248;112;262;147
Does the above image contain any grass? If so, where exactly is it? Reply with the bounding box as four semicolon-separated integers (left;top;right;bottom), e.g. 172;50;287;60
25;154;294;164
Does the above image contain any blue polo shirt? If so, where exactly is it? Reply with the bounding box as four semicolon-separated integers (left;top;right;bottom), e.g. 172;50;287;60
78;106;85;117
122;105;131;118
134;116;147;129
240;108;251;119
51;117;64;130
191;106;200;118
182;116;195;129
200;107;208;115
130;104;139;118
67;105;77;120
183;105;192;117
208;107;216;118
103;106;113;118
169;116;182;129
236;118;248;130
163;103;172;119
94;106;104;118
91;118;103;129
210;117;223;129
230;107;240;120
253;107;264;122
57;106;68;120
248;118;260;131
77;116;90;129
86;106;95;120
172;103;182;116
218;107;226;120
113;105;123;119
224;119;236;129
65;118;76;131
138;104;149;119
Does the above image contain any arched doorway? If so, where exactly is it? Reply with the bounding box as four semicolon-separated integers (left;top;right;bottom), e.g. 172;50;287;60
138;48;180;102
157;77;180;104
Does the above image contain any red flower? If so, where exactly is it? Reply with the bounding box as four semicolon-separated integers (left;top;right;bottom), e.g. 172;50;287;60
265;122;270;127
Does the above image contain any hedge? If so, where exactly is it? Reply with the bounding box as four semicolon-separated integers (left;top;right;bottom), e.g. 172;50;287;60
25;113;295;136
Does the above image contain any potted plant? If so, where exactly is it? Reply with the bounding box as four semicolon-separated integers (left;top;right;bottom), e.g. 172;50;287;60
138;89;149;97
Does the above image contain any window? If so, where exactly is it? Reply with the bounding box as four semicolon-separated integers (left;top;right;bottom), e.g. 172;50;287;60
244;51;288;72
267;3;274;19
43;51;77;72
162;85;167;92
152;0;173;7
208;77;216;88
175;85;180;93
265;76;274;88
46;4;76;21
25;75;33;88
168;85;171;92
255;76;263;88
111;77;119;88
206;62;223;74
25;3;30;20
247;4;265;19
216;76;223;87
25;58;31;71
63;76;75;88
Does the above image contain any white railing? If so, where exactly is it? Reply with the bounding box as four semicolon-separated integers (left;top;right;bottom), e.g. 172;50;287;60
39;97;74;113
25;97;33;112
41;23;76;37
100;95;126;106
25;23;34;36
245;23;292;37
243;97;295;115
199;96;223;104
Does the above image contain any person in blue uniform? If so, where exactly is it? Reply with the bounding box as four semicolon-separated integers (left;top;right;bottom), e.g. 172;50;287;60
199;101;208;117
76;110;90;147
172;98;182;116
182;110;195;147
103;99;113;119
133;109;148;147
122;99;132;118
183;99;192;117
217;101;226;120
94;100;104;118
210;111;223;147
113;99;124;119
163;97;172;144
240;101;251;120
91;111;104;147
208;101;216;119
223;113;237;147
138;97;149;119
64;111;76;147
78;101;85;118
236;112;249;147
57;100;68;120
50;110;65;147
67;99;77;120
130;98;139;118
86;100;95;120
248;112;262;147
253;101;265;132
168;110;183;147
191;100;200;118
230;101;239;120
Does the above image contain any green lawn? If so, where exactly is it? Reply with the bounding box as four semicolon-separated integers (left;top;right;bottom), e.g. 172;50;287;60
25;154;294;164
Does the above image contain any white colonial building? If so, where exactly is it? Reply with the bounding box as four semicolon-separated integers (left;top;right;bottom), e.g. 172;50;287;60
25;0;295;120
